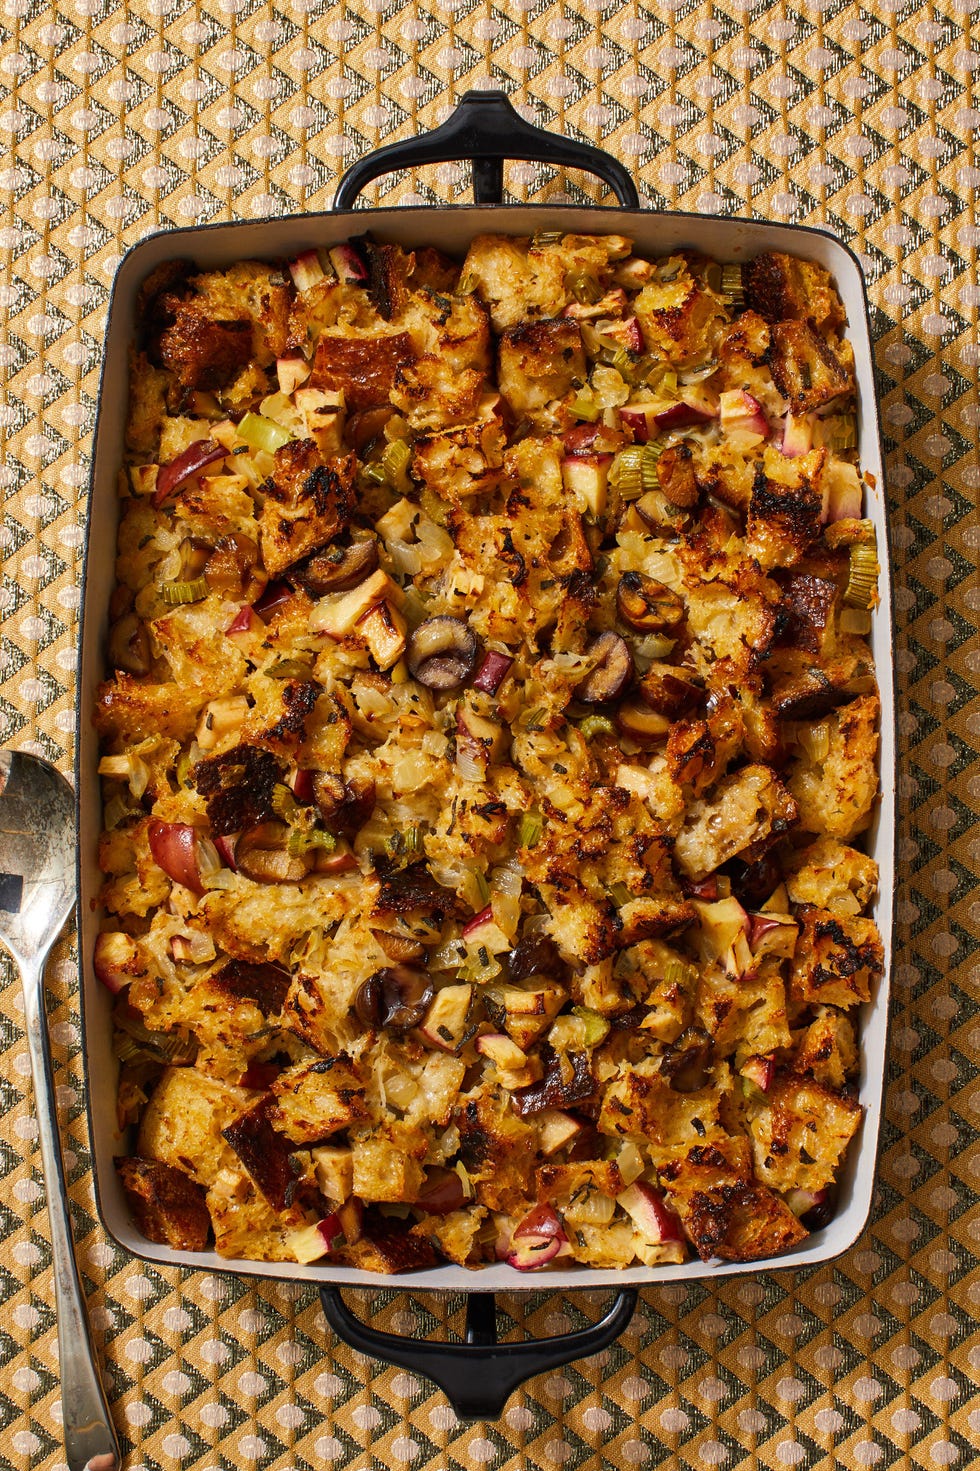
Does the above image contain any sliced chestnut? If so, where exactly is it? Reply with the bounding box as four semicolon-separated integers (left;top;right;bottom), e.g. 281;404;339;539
235;822;313;884
407;617;479;691
371;928;427;963
204;533;263;601
107;612;151;676
660;1028;713;1093
292;539;379;597
312;773;376;837
638;663;703;718
344;405;395;456
509;933;563;984
616;573;685;633
575;631;633;705
655;443;699;507
354;965;434;1032
615;699;671;745
724;853;783;908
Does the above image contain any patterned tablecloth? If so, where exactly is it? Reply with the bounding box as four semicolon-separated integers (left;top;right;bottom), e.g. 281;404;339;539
1;0;978;1466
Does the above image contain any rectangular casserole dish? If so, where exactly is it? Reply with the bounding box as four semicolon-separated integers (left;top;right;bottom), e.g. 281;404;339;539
77;92;895;1412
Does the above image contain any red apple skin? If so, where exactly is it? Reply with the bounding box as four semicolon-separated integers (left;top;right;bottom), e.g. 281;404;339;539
512;1202;565;1241
153;440;226;507
505;1235;563;1271
147;821;206;894
620;1182;685;1244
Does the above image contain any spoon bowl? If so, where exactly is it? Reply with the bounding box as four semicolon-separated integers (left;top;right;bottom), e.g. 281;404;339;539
0;750;120;1471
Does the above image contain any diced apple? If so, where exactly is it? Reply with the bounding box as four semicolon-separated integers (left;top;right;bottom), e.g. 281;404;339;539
739;1054;776;1095
776;1182;824;1217
475;1033;529;1071
129;464;159;498
617;1182;684;1244
822;458;863;523
328;242;369;285
277;355;311;395
462;906;512;955
781;411;813;458
356;600;407;671
506;1235;564;1270
312;568;400;637
311;1145;354;1204
537;1109;585;1156
600;315;644;353
561;453;612;518
288;249;325;293
720;389;769;439
749;912;798;962
225;605;264;649
286;1212;344;1264
169;930;215;964
725;930;756;978
194;694;251;752
562;286;630;319
488;979;566;1051
294;386;346;455
418;984;473;1052
654;394;718;431
692;896;750;965
93;932;143;994
456;705;507;774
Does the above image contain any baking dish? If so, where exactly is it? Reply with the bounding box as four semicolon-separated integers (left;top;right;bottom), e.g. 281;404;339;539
78;91;895;1417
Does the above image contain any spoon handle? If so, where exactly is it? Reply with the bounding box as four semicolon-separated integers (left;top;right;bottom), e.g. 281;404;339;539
21;950;121;1471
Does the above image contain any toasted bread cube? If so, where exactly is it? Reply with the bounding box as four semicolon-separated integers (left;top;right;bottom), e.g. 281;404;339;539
411;1207;486;1266
351;1136;424;1204
598;1058;725;1162
768;320;854;414
338;1215;438;1273
747;1077;862;1193
311;330;416;412
662;1138;808;1262
137;1068;253;1187
206;1167;293;1261
790;906;884;1009
115;1156;211;1251
269;1056;367;1144
674;765;799;882
497;319;585;416
744;251;846;334
784;836;878;915
787;694;879;841
634;264;723;365
793;1008;858;1089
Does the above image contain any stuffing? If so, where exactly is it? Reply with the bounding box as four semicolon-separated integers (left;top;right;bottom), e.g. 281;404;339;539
786;694;880;839
104;234;881;1274
746;1076;862;1193
744;251;846;335
790;905;885;1009
674;765;799;881
115;1156;211;1251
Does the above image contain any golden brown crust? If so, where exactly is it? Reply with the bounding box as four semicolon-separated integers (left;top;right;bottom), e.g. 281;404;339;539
115;1156;211;1251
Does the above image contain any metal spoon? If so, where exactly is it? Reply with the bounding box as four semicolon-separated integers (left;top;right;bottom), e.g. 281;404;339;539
0;750;120;1471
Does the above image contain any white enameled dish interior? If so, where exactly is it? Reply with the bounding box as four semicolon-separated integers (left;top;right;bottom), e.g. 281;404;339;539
79;205;895;1291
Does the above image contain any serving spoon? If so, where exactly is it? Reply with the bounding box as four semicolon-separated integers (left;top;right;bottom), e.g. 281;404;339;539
0;750;120;1471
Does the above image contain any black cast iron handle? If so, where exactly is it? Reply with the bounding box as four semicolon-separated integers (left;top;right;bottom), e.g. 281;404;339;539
334;89;640;210
320;1286;638;1420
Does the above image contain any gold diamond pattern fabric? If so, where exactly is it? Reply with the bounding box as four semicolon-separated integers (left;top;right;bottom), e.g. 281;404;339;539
1;0;978;1466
